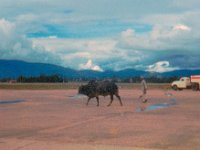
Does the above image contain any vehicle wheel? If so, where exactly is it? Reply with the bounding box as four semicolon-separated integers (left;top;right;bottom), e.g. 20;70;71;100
192;83;199;91
172;85;178;91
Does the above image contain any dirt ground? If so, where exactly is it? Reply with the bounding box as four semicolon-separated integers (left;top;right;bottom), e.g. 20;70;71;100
0;89;200;150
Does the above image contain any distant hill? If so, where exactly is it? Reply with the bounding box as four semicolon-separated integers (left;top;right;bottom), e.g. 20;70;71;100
0;59;200;79
0;60;78;79
160;70;200;77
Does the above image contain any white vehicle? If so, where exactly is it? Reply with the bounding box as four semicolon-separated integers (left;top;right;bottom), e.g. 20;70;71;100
190;75;200;91
171;77;191;90
171;76;200;91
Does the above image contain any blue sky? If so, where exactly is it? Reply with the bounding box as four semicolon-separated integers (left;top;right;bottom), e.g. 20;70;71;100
27;22;152;38
0;0;200;72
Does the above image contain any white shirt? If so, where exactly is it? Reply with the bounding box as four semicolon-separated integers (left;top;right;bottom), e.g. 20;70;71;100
141;79;147;91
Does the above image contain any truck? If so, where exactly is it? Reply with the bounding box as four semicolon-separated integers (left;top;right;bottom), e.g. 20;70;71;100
171;75;200;91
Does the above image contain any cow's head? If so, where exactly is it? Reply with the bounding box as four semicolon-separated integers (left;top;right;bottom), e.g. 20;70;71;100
78;85;87;95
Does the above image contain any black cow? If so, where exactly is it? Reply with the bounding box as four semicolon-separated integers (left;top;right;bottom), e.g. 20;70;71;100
78;80;123;107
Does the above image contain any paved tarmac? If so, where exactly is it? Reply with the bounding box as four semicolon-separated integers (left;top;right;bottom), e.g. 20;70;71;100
0;89;200;150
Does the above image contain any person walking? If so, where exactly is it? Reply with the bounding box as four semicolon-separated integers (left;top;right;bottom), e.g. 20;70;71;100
139;76;148;103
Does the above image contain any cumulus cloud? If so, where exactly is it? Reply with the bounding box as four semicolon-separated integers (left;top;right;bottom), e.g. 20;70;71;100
0;18;61;64
0;18;31;58
32;36;145;70
116;10;200;70
0;18;15;36
146;61;179;73
79;59;103;72
173;24;191;31
121;29;135;38
118;22;194;51
0;0;200;71
32;37;120;69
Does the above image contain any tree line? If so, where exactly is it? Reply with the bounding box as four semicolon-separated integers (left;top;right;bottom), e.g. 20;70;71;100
17;74;65;83
0;74;179;83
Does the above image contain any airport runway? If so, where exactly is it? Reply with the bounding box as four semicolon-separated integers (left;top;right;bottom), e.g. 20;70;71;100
0;89;200;150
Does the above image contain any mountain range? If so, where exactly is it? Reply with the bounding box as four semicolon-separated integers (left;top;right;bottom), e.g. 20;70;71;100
0;59;200;79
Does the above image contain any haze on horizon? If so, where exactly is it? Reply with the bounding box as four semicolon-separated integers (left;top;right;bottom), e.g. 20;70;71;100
0;0;200;73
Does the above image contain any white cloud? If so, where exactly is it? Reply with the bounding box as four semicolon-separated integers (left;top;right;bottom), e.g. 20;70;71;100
0;1;200;71
121;28;135;38
32;38;116;54
0;18;15;36
32;37;118;68
118;21;196;52
173;24;191;31
0;18;25;53
48;36;58;39
0;18;61;64
79;59;103;72
146;61;179;73
32;37;144;70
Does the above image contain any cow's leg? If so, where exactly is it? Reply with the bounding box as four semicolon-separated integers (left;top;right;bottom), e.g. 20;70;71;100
96;97;99;107
86;97;91;106
115;93;123;106
107;94;114;106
